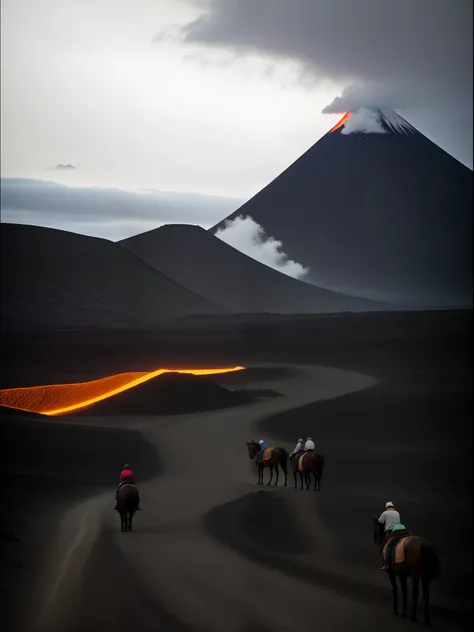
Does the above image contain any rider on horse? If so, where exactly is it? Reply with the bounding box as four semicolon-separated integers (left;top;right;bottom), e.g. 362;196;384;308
257;439;269;463
114;463;141;511
304;437;315;452
289;438;305;466
378;501;408;570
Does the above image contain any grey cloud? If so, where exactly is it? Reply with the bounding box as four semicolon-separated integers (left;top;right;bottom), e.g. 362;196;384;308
0;178;242;241
179;1;472;113
54;164;77;170
322;81;446;114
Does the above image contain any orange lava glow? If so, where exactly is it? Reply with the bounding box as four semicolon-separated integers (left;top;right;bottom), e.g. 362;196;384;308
0;366;245;416
328;112;352;133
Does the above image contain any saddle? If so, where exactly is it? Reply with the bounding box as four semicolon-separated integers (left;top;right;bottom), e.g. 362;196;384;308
383;534;414;565
261;446;274;464
298;453;307;473
297;451;315;472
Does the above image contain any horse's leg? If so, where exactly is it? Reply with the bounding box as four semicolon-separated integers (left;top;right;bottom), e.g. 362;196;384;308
293;465;297;489
304;472;310;491
283;461;287;487
274;463;279;486
267;465;273;486
422;576;431;626
411;576;420;623
388;571;398;616
299;471;304;490
314;471;318;492
399;574;408;618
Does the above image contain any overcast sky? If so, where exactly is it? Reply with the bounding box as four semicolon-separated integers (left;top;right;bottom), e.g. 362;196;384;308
1;0;472;240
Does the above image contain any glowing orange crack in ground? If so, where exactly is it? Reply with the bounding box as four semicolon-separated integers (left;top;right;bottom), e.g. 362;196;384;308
0;366;245;416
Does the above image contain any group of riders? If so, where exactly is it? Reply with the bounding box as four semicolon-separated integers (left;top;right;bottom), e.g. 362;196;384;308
114;454;405;572
256;436;315;465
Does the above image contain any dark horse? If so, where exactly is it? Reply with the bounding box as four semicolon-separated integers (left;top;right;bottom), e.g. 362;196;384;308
117;484;139;531
292;451;325;491
373;519;440;625
246;441;288;486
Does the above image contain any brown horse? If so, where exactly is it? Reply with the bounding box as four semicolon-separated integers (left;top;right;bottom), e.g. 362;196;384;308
373;519;440;625
117;484;139;531
292;451;325;491
246;441;288;486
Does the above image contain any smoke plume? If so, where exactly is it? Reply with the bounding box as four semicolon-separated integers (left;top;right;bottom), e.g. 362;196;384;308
215;215;309;279
340;108;387;135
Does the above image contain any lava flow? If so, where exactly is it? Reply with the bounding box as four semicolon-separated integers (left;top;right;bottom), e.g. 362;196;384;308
328;112;352;133
0;366;245;416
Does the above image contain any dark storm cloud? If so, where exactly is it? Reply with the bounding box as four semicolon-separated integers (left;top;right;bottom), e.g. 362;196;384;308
179;0;472;112
0;179;241;240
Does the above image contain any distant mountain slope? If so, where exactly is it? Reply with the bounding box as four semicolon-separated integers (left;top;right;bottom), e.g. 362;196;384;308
0;223;228;331
120;224;395;313
211;108;472;308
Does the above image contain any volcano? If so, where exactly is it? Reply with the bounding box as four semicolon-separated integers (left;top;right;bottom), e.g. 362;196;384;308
211;108;472;308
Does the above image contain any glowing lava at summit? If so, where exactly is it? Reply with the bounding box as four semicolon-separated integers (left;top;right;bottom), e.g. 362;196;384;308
0;366;245;416
328;112;352;134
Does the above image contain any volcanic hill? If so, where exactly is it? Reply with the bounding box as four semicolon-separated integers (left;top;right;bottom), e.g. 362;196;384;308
120;224;393;313
0;223;228;331
79;372;254;416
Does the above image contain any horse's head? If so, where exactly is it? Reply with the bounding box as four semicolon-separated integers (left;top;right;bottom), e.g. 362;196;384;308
246;440;259;459
373;518;384;545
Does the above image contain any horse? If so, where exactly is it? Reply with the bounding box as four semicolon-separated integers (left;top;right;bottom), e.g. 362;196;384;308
292;451;325;491
117;484;139;531
246;441;288;486
373;519;440;625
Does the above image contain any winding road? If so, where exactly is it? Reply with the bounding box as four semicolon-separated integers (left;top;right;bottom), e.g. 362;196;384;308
35;365;469;632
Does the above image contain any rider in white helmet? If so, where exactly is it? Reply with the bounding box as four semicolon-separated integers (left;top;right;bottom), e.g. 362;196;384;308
304;437;315;452
378;501;408;570
290;438;305;467
290;438;304;458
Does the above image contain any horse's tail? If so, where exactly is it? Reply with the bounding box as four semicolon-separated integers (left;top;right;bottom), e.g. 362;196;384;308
316;453;325;479
278;447;289;468
420;541;440;579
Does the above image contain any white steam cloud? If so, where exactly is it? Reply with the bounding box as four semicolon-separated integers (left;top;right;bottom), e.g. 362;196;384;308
215;215;309;279
340;108;387;135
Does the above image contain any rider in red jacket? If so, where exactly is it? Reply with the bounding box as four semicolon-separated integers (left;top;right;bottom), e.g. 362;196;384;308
120;465;135;485
114;464;140;510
